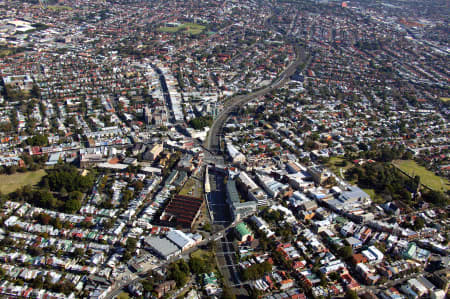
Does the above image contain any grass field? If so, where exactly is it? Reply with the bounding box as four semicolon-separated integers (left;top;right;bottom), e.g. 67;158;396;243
393;160;450;191
191;249;212;260
0;49;13;58
158;23;205;35
179;178;195;196
179;177;203;197
47;5;72;11
362;188;381;202
158;26;180;33
33;5;72;10
440;97;450;102
326;156;352;178
0;169;46;194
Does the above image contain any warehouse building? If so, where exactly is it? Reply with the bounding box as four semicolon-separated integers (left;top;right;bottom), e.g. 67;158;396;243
166;230;195;251
143;236;181;260
160;195;204;229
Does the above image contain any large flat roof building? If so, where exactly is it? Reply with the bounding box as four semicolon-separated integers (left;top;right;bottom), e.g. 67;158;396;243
160;195;204;229
226;180;257;221
166;230;195;251
144;236;181;260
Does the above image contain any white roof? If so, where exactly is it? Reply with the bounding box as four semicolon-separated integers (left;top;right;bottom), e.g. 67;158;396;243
166;230;194;249
227;143;243;159
368;245;384;260
239;171;259;190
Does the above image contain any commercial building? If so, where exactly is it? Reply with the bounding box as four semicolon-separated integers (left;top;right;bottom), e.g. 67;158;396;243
226;179;257;221
166;230;195;251
160;195;204;229
235;222;253;243
226;143;245;164
146;143;164;161
143;236;181;260
238;171;268;206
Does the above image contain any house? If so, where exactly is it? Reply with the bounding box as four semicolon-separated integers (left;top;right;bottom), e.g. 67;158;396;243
155;280;176;298
362;245;384;264
352;253;368;265
279;279;294;290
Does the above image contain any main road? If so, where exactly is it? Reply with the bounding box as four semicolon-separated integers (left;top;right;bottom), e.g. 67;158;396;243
104;220;242;299
106;43;310;299
206;45;310;153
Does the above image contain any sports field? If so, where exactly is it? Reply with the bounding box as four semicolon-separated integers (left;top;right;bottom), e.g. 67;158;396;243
393;160;450;191
158;23;205;35
32;5;72;10
0;169;46;194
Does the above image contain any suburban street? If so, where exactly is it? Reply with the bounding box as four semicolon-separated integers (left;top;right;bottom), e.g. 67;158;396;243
105;219;244;298
206;44;310;153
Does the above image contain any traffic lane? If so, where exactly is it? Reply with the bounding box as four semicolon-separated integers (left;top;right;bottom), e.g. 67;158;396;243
206;47;308;152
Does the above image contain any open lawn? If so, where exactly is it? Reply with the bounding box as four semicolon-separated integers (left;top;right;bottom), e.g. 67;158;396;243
47;5;72;10
326;156;352;178
0;169;46;194
158;23;205;35
0;49;13;58
179;178;195;196
393;160;450;192
326;157;384;202
191;249;212;260
158;26;180;33
179;177;203;197
362;188;383;203
33;5;72;10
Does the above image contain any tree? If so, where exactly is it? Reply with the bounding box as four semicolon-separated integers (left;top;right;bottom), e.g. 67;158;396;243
34;190;58;209
189;257;208;274
28;247;44;257
345;290;359;299
241;261;272;281
126;238;137;252
423;190;448;207
323;176;337;186
69;191;83;201
73;247;85;257
339;245;353;260
44;164;94;193
6;165;17;175
168;260;190;287
31;277;44;289
117;293;130;299
37;213;51;225
413;217;425;231
189;116;213;130
63;198;82;213
51;217;62;229
203;223;212;232
222;287;236;299
26;134;49;146
207;240;217;252
122;251;132;262
142;278;154;292
133;180;144;192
